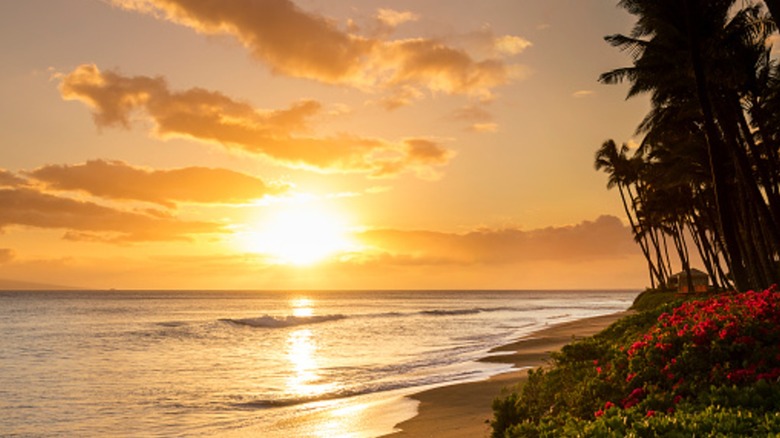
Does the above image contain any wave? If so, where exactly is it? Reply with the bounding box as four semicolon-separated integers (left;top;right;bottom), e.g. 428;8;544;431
220;314;346;329
232;368;489;410
221;305;587;330
156;321;187;328
420;306;516;316
421;308;482;316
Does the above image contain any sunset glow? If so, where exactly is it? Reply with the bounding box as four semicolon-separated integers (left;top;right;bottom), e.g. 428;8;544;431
0;1;651;290
238;203;359;266
5;2;779;437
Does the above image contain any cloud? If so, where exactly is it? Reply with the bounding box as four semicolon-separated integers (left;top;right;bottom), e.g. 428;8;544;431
493;35;532;56
0;187;224;242
0;170;25;187
451;103;497;132
60;64;454;177
572;90;595;98
376;8;419;28
468;123;498;133
452;104;493;123
27;159;288;207
355;215;638;265
115;0;371;83
110;0;523;97
371;138;455;180
0;216;646;289
377;38;513;99
451;28;532;59
375;85;424;110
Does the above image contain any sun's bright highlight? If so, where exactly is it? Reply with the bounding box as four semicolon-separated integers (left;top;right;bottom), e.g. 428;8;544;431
237;202;359;266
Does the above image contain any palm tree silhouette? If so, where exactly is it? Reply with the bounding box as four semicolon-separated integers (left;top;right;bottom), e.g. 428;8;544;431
598;0;780;291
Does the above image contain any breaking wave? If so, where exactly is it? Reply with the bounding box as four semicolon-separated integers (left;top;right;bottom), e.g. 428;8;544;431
220;314;346;329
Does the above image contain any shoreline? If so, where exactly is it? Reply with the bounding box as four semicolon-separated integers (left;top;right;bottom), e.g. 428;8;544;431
385;311;631;437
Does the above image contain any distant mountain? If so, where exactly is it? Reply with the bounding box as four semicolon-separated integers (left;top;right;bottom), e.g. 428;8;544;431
0;278;83;290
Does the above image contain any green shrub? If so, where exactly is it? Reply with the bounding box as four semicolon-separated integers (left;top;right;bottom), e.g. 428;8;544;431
630;289;680;312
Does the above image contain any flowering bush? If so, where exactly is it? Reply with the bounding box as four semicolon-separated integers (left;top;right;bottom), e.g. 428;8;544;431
598;286;780;416
492;286;780;437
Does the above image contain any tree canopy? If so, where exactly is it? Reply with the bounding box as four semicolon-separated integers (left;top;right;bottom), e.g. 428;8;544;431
597;0;780;292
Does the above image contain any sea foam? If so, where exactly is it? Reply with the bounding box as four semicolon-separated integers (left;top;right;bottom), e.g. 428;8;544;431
220;314;346;328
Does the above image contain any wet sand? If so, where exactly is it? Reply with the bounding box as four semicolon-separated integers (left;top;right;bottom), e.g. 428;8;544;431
386;312;631;437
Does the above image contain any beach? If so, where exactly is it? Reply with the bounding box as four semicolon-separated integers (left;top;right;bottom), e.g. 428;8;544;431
388;311;631;437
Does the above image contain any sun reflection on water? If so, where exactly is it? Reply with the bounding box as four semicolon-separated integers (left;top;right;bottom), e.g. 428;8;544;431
286;329;337;397
310;402;371;438
291;297;313;317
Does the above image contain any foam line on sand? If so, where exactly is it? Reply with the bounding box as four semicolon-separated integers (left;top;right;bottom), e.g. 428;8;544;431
385;311;631;437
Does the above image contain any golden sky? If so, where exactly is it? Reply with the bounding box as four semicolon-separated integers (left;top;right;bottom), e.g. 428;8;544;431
0;0;651;289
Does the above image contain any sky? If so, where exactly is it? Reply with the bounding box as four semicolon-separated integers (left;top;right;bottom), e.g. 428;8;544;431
0;0;653;290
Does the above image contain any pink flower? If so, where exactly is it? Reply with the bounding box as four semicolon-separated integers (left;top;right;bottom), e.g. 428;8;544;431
594;409;604;418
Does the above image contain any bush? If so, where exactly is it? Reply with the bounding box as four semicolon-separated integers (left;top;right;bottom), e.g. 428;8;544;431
493;286;780;437
629;289;680;312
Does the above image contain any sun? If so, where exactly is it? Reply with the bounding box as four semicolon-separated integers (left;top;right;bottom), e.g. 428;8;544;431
237;203;359;266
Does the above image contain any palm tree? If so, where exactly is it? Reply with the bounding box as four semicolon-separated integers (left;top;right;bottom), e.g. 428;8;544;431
599;0;779;291
595;140;664;288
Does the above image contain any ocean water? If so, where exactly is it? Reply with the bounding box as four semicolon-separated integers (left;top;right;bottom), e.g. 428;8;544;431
0;290;637;437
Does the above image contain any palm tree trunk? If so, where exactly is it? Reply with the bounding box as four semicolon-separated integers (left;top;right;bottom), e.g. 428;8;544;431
672;222;695;293
687;216;720;289
618;183;662;286
684;0;751;291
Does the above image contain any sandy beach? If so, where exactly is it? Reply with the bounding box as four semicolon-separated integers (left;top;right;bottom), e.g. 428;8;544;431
387;311;631;437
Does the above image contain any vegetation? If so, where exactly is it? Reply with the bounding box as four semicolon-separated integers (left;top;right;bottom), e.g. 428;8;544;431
492;286;780;437
594;0;780;292
629;289;682;312
491;2;780;434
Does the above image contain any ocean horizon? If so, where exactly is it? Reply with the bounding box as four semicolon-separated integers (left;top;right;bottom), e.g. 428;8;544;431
0;289;638;437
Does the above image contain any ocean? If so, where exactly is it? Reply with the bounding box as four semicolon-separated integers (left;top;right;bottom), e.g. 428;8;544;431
0;290;637;437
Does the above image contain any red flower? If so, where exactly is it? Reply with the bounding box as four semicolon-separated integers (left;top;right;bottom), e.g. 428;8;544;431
594;409;604;418
646;410;656;417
